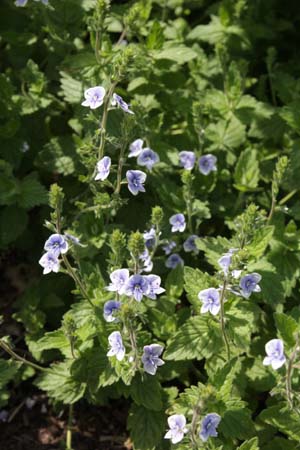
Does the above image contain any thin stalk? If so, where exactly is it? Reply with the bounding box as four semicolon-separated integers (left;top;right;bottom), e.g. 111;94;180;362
114;141;127;194
286;336;300;410
190;398;201;447
66;404;74;450
279;189;297;206
116;28;127;46
98;82;117;160
220;279;231;361
0;340;48;373
62;254;94;309
267;195;276;223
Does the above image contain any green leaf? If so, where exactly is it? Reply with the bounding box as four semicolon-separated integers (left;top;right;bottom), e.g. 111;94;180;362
211;357;242;402
206;117;246;150
130;373;162;411
127;404;165;450
195;236;231;270
220;403;256;439
59;71;83;104
35;329;71;358
164;315;223;361
274;312;299;348
154;45;198;64
259;404;300;440
0;205;28;248
146;20;164;50
246;226;274;258
226;301;259;352
0;359;19;388
279;100;300;134
18;174;48;209
35;361;86;404
187;15;225;44
234;148;260;191
237;437;259;450
165;264;184;299
183;266;213;309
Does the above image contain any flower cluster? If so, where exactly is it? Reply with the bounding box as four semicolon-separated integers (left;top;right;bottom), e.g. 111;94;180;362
179;151;217;175
128;139;160;171
164;412;221;444
39;234;69;275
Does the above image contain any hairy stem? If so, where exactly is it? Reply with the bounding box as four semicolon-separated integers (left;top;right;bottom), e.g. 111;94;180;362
0;339;48;373
267;195;276;223
62;254;94;309
98;82;117;160
114;141;127;194
220;279;231;361
190;398;201;447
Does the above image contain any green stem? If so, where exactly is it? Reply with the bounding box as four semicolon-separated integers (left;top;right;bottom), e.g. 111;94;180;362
62;254;94;309
190;398;202;448
66;404;74;450
220;279;231;361
286;335;300;410
98;82;117;160
114;141;127;194
267;195;276;223
279;189;297;206
0;340;48;373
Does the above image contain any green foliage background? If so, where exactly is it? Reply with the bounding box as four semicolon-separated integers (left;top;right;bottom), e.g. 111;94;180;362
1;0;300;449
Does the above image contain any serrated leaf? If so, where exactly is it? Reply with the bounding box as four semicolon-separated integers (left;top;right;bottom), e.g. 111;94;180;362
127;404;165;450
259;404;300;440
35;329;71;358
237;437;259;450
130;373;162;411
154;46;198;64
0;205;28;248
234;148;260;191
220;404;256;439
274;312;299;348
164;315;223;361
195;236;231;270
59;71;83;104
146;20;164;50
0;359;19;388
18;174;48;209
246;226;274;258
183;266;213;309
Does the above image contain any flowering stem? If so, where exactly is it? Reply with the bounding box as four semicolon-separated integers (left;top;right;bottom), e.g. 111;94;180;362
0;339;48;373
267;195;276;223
62;254;94;309
220;279;231;361
66;404;73;450
190;398;201;447
98;82;117;160
285;335;300;410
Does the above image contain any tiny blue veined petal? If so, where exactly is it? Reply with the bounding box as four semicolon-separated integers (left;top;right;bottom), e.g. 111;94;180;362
144;275;165;299
164;414;188;444
263;338;286;370
82;86;106;109
139;249;153;273
103;300;121;322
94;156;111;181
112;93;134;114
179;151;196;170
137;148;160;171
107;269;129;295
165;253;183;269
107;331;125;361
162;240;176;255
169;213;186;233
39;252;60;275
143;227;156;249
199;413;221;442
198;288;220;316
44;234;68;257
239;272;261;298
198;154;217;175
129;139;144;157
183;235;199;253
126;170;147;195
124;274;150;302
142;344;164;375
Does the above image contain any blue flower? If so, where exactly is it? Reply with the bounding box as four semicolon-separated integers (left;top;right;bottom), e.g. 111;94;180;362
103;300;121;322
218;254;232;276
199;413;221;442
142;344;164;375
143;228;156;249
107;269;129;295
94;156;111;181
137;148;160;171
169;213;186;232
164;414;188;444
145;275;165;299
124;274;149;302
126;170;147;195
239;273;261;298
15;0;48;5
263;339;286;370
165;253;184;269
162;240;176;255
44;234;68;257
112;93;134;114
81;86;106;109
198;288;220;315
198;154;217;175
183;235;199;253
107;331;125;361
129;139;144;158
39;252;60;275
140;249;153;273
179;151;196;170
64;233;81;246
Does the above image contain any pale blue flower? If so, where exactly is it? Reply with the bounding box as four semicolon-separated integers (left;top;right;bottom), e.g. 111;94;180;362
137;148;159;171
15;0;28;5
183;235;199;253
143;228;156;249
142;344;164;375
164;414;188;444
39;252;60;275
112;93;134;114
199;413;221;442
179;151;196;170
126;170;147;195
64;233;81;246
107;331;125;361
82;86;106;109
218;254;232;276
44;234;68;257
263;339;286;370
129;139;143;157
94;156;111;181
165;253;183;269
198;288;220;315
145;275;165;299
169;213;186;232
239;273;261;298
198;154;217;175
107;269;129;295
124;274;149;302
103;300;121;322
162;241;176;255
140;249;153;273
